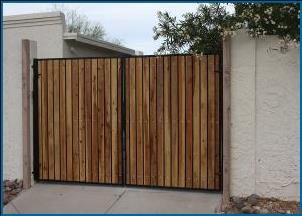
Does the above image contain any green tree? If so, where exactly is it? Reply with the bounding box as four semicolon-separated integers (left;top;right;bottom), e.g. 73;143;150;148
153;3;300;54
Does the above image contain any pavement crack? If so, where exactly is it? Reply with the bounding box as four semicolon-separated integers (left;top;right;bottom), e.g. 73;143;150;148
11;202;21;214
104;189;127;214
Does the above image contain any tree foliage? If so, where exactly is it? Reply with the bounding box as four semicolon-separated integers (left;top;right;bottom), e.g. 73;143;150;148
153;3;300;54
51;4;124;45
52;4;106;40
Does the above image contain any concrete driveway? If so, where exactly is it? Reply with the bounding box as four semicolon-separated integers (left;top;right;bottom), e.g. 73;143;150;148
4;183;221;214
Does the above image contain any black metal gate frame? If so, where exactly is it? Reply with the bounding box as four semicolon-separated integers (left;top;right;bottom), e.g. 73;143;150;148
32;54;223;192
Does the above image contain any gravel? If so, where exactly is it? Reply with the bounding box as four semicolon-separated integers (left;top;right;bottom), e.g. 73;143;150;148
3;179;23;205
221;194;300;214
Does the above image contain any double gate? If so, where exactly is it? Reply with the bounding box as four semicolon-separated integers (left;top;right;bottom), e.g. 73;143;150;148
34;54;221;190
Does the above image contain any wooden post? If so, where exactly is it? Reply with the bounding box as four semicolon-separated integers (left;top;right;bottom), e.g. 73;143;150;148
222;35;231;207
22;39;37;189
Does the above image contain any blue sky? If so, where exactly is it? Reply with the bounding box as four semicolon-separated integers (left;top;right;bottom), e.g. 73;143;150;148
3;3;234;54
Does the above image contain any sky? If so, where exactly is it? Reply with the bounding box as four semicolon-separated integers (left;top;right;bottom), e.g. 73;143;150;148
3;3;234;54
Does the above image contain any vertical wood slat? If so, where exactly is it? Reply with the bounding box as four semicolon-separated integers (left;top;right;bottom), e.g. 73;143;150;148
97;59;105;183
104;58;112;183
60;60;67;181
129;58;137;184
178;56;186;188
53;60;60;180
208;55;216;189
193;56;200;188
66;60;73;181
111;59;118;184
91;59;98;182
163;57;171;187
85;59;92;182
72;60;79;181
143;57;150;185
136;58;144;185
79;59;86;182
117;59;123;184
185;56;193;188
47;60;54;180
156;57;164;186
149;57;157;186
171;56;178;187
200;56;208;189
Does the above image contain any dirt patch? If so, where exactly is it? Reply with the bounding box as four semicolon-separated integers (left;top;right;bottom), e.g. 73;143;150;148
221;194;300;214
3;179;23;205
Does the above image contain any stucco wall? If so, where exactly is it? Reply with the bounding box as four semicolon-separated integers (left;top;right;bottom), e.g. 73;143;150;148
230;31;300;201
3;12;65;180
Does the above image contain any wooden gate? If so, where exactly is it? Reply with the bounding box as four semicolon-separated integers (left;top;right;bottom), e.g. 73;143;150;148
36;58;123;184
125;55;221;190
34;54;221;190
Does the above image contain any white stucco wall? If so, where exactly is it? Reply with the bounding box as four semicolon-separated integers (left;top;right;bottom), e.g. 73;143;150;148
4;12;65;180
230;31;300;201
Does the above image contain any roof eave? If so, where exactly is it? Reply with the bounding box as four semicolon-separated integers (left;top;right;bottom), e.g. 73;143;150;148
63;32;135;56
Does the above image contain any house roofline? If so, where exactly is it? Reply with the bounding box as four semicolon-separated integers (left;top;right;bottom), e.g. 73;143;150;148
64;32;135;56
4;12;65;29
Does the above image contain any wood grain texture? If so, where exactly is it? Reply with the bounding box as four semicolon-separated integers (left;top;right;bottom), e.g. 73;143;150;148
78;59;86;182
59;60;67;181
72;60;79;181
85;59;92;182
143;57;150;185
171;56;178;187
111;58;118;184
185;56;193;188
37;55;220;189
97;59;105;183
149;57;157;186
193;56;200;188
117;59;123;184
207;55;215;189
136;58;144;185
91;59;99;182
178;56;186;188
47;60;54;180
129;58;137;184
66;60;73;181
104;58;112;183
163;57;171;187
156;57;164;186
53;60;61;180
200;56;208;189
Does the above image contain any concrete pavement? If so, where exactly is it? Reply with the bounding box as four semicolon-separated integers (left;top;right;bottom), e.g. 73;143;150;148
4;183;221;214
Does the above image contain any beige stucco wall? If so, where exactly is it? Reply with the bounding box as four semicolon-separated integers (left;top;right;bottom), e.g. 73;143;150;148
4;12;65;180
63;40;131;57
230;31;300;201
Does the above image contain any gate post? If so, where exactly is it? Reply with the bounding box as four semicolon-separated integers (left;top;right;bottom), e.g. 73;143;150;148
22;39;37;189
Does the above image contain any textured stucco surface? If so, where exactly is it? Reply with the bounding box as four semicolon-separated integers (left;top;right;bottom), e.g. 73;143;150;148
4;13;64;180
230;31;300;201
